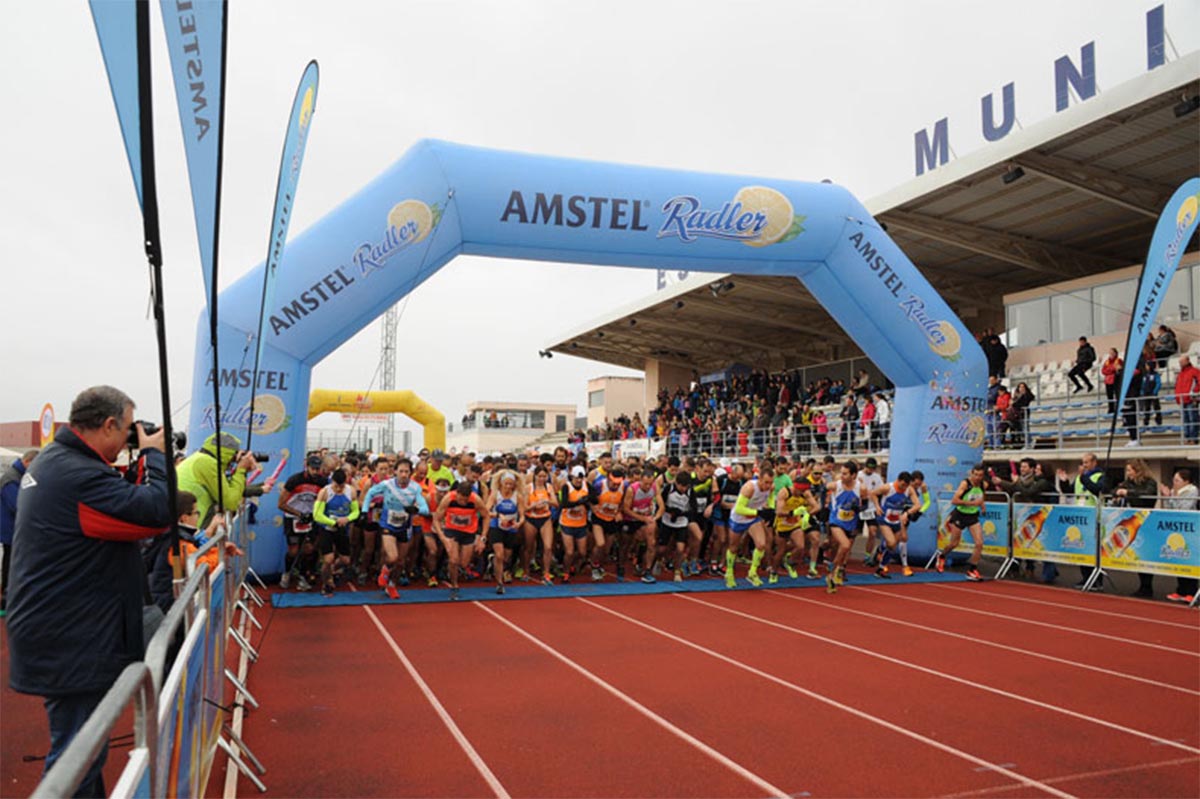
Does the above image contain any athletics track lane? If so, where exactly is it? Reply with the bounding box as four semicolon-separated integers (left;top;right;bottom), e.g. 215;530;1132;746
906;582;1200;650
370;600;776;798
233;605;491;798
484;595;1045;798
841;584;1200;693
967;579;1200;626
569;591;1199;799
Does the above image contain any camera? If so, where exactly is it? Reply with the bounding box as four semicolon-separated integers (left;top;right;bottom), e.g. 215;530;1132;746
127;420;187;453
239;450;271;464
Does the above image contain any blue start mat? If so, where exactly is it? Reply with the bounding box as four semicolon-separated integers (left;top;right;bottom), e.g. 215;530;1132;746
271;570;971;609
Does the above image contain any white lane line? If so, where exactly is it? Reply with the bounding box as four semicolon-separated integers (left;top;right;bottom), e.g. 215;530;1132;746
575;597;1076;799
675;593;1200;756
853;585;1199;658
471;601;790;799
767;590;1200;696
929;582;1200;630
936;755;1200;799
983;577;1200;616
361;605;511;799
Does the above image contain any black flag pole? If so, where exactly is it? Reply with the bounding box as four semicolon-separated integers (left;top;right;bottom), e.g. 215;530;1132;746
209;0;230;519
134;0;180;564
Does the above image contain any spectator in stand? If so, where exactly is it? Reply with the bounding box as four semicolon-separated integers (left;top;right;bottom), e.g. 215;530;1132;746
986;375;1002;447
1139;360;1163;428
1;449;37;615
1068;336;1097;394
1113;459;1158;598
1120;351;1145;447
872;393;891;450
860;394;876;451
1152;324;1178;367
1176;355;1200;445
839;395;859;452
993;385;1012;448
1009;382;1035;448
1161;468;1198;602
812;408;829;453
6;386;172;798
1100;348;1122;415
981;328;1008;378
852;369;871;398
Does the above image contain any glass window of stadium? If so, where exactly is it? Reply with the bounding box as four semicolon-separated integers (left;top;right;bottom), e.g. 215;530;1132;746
1006;298;1050;346
1092;279;1135;336
588;389;605;408
1051;289;1092;341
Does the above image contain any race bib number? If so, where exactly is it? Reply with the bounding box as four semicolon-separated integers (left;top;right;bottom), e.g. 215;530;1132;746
859;507;876;521
498;514;518;530
387;509;410;528
600;502;619;516
695;497;709;510
448;511;475;529
836;509;856;522
885;509;903;524
293;520;312;533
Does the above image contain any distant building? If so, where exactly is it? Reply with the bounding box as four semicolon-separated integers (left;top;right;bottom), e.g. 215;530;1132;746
587;376;646;429
447;401;577;454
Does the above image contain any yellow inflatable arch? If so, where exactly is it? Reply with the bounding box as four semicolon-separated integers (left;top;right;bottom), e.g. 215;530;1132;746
307;389;446;452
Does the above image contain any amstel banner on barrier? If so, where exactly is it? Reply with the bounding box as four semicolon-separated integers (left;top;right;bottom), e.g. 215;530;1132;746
936;497;1009;557
1100;507;1200;578
1012;503;1098;566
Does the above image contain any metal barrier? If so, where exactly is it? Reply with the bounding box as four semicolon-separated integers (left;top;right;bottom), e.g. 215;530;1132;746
928;490;1014;576
30;664;158;799
32;504;270;799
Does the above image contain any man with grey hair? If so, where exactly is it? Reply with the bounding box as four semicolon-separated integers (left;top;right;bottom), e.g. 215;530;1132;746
6;385;172;797
1;448;38;614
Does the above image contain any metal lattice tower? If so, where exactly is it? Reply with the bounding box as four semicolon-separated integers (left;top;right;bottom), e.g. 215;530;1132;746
379;303;398;452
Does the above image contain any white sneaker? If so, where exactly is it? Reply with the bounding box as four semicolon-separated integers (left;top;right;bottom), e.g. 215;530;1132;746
279;571;291;589
1123;440;1141;447
296;575;313;591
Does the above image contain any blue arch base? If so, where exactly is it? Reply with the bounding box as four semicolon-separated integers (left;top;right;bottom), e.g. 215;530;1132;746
188;140;987;575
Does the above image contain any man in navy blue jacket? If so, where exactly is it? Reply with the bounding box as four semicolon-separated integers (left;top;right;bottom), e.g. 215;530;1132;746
6;386;171;798
1;448;37;614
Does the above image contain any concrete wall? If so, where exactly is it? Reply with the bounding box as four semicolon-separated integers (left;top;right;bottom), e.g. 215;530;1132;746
643;358;693;411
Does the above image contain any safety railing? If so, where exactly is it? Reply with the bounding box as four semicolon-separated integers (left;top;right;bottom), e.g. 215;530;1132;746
30;664;158;799
31;504;269;799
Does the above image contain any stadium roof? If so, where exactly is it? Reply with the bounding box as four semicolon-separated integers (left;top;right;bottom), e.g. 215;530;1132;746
545;54;1200;374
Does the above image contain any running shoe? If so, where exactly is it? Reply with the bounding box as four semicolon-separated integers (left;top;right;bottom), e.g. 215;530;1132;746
542;573;554;586
864;552;877;568
768;572;779;585
641;573;657;584
296;576;313;592
616;565;625;581
279;571;291;589
874;566;891;579
806;564;820;580
1166;593;1195;603
322;582;335;597
591;566;604;582
825;573;837;594
746;572;763;587
377;565;390;588
514;566;525;580
834;567;845;586
725;571;736;589
784;562;798;579
399;574;410;587
674;569;683;583
504;570;513;584
355;571;366;587
561;572;572;585
965;568;983;582
496;584;505;595
449;587;460;601
466;566;481;580
902;566;914;577
652;562;662;577
427;575;438;588
385;583;399;600
935;555;945;574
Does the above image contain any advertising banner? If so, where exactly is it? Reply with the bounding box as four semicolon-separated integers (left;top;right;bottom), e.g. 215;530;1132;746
936;496;1009;557
1100;507;1200;578
38;403;54;447
157;613;205;798
1012;503;1098;566
200;566;227;785
612;438;649;459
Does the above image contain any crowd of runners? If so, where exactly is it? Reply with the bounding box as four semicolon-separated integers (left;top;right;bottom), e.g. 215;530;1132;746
273;445;991;600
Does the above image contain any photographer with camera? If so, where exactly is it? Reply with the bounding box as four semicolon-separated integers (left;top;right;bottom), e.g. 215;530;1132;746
175;432;260;527
6;386;173;798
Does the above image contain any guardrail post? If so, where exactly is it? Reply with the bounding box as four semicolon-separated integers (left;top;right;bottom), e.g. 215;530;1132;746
1081;495;1105;593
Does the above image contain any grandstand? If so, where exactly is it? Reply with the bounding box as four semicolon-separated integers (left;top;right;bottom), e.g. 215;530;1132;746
545;57;1200;476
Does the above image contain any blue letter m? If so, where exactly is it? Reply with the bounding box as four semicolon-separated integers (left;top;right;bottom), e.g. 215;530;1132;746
914;118;949;176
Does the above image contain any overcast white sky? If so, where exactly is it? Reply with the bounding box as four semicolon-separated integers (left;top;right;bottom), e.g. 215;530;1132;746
2;0;1197;442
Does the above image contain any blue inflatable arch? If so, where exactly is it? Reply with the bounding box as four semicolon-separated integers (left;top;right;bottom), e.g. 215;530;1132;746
188;140;988;573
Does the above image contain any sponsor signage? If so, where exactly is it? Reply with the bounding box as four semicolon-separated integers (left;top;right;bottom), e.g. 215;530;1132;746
1012;503;1098;566
1100;507;1200;578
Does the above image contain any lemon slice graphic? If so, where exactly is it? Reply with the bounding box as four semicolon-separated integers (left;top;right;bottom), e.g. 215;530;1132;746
252;394;288;435
929;321;962;360
388;200;433;244
734;186;793;247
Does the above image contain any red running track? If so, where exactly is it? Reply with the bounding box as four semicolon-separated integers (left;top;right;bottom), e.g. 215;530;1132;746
223;581;1199;798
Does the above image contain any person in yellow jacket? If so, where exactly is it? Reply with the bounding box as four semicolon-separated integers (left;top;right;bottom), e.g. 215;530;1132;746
176;433;258;524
